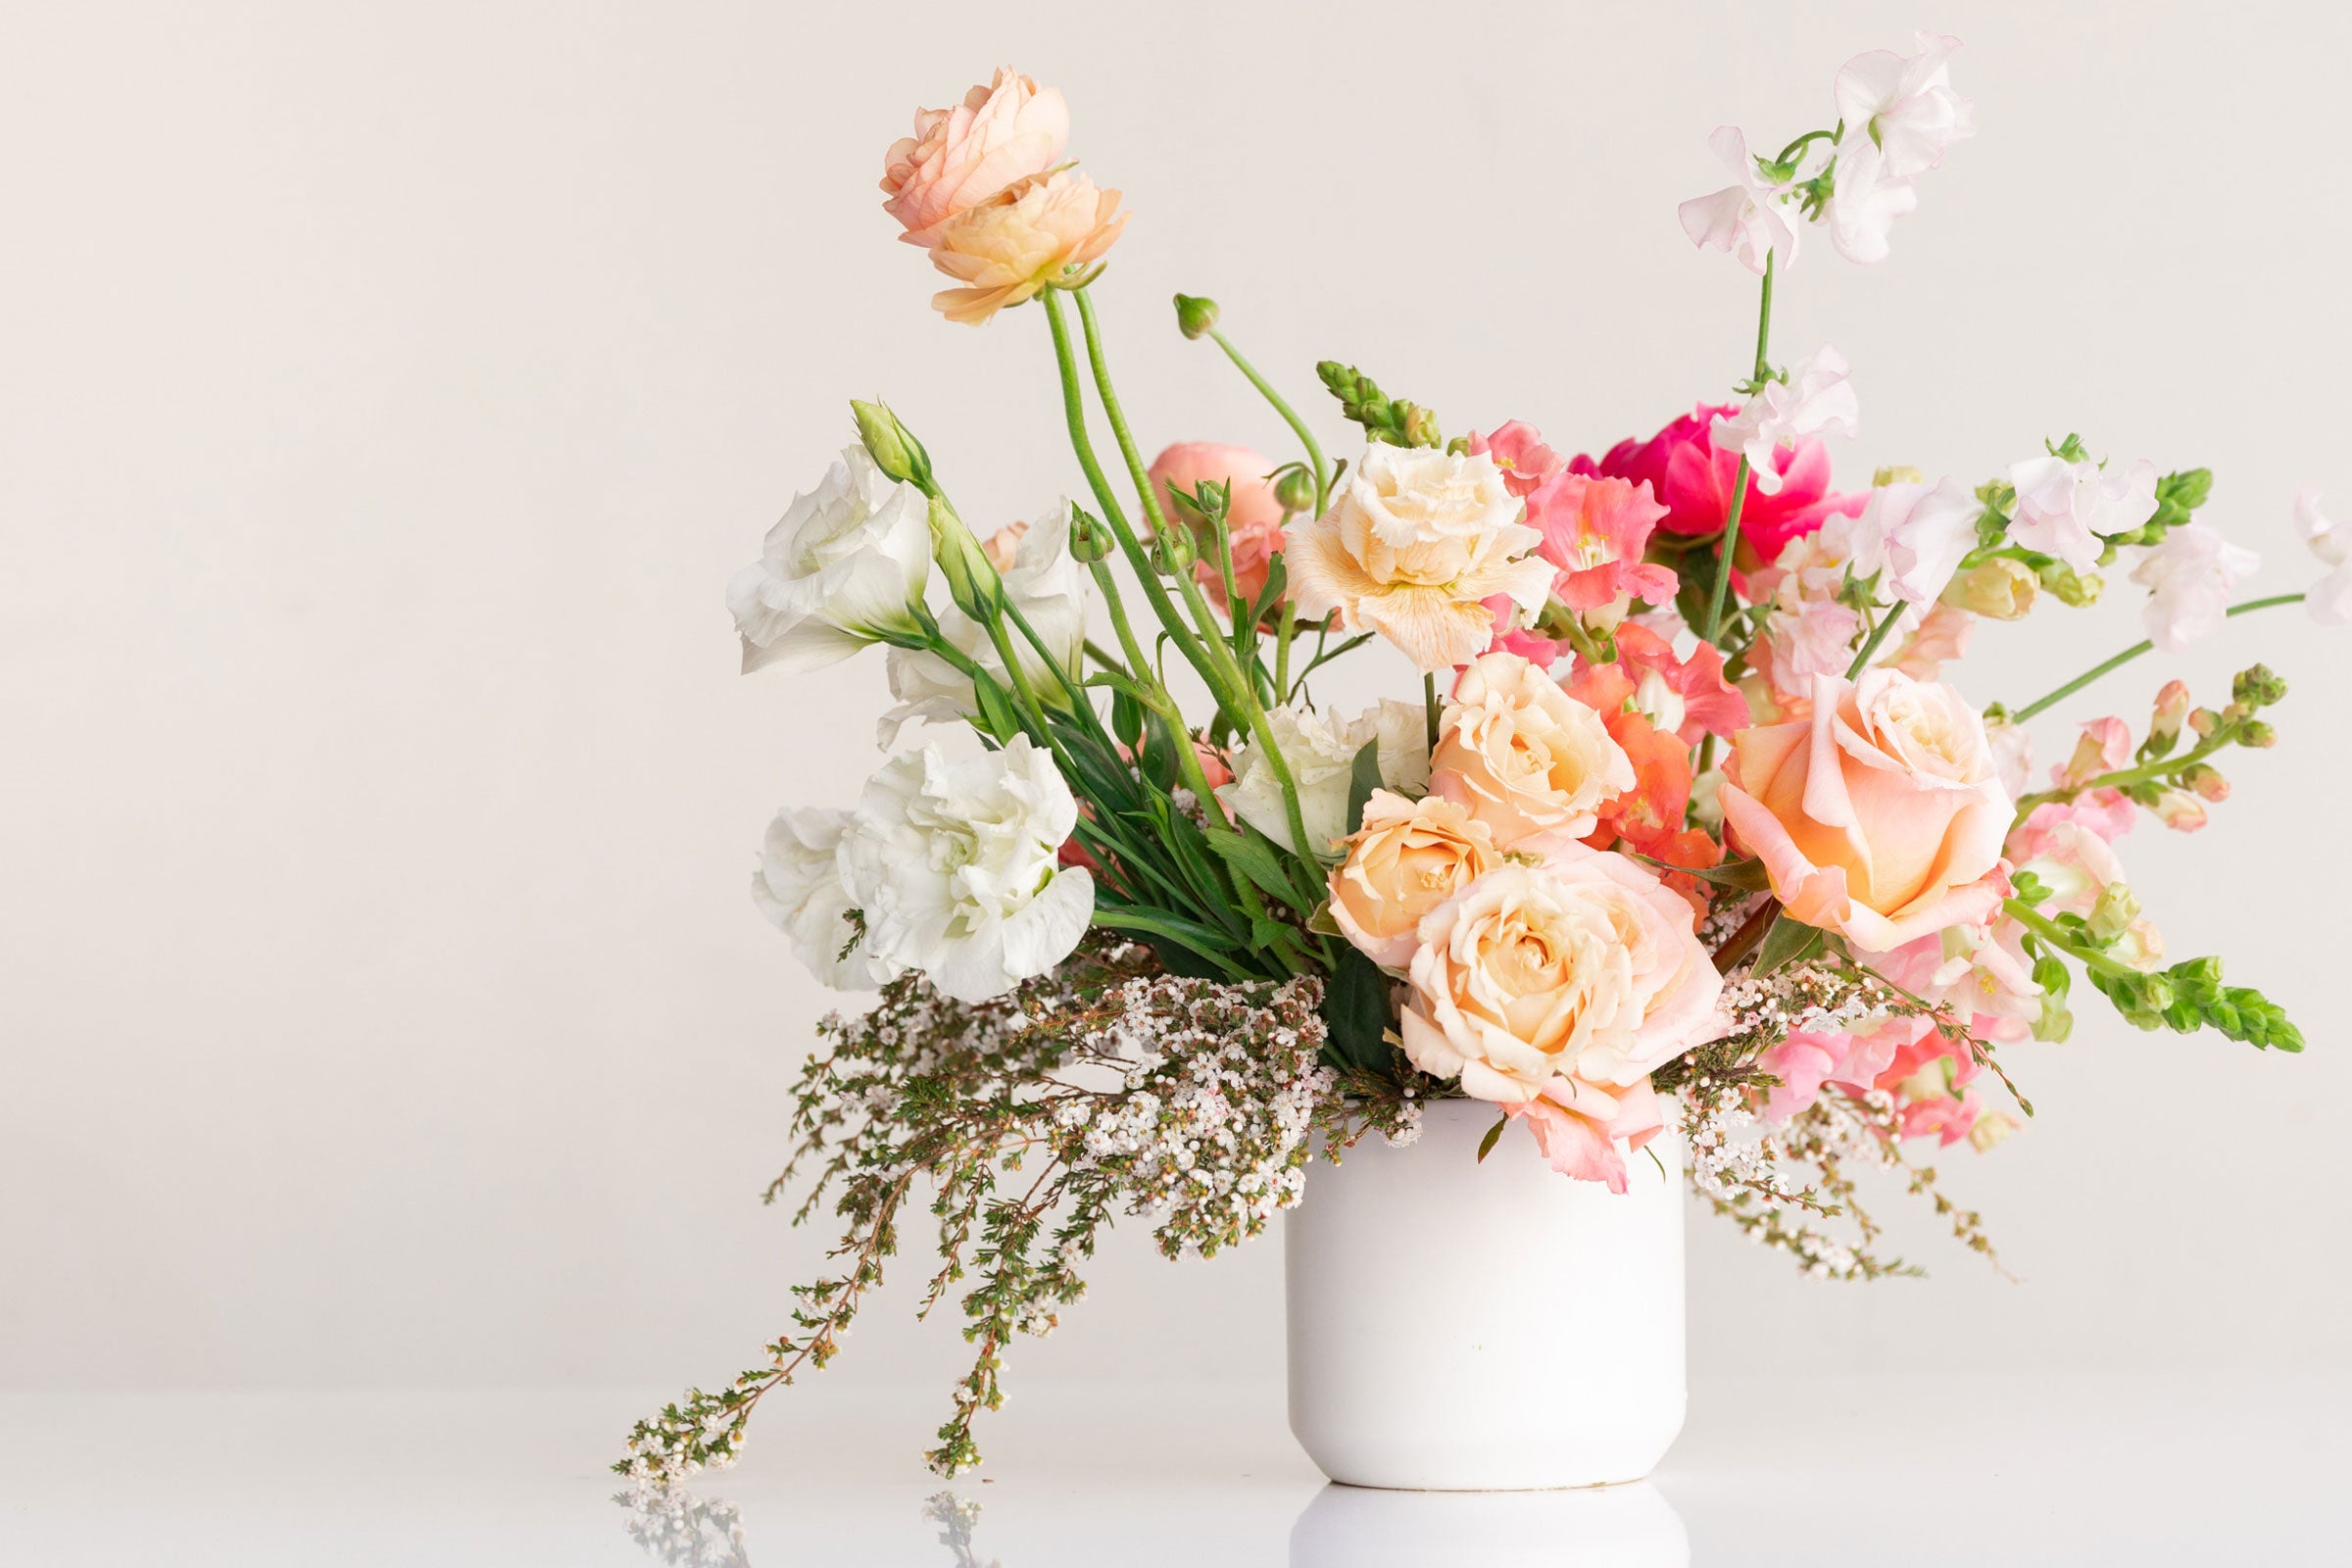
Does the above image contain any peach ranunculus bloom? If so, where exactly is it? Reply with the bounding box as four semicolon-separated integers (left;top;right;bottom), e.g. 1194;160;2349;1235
1428;651;1634;850
1285;445;1554;671
1399;850;1725;1105
1718;668;2012;951
927;171;1128;326
1147;442;1287;612
880;67;1070;248
1327;789;1502;969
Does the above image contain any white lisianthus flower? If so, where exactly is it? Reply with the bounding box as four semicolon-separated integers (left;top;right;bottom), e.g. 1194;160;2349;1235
752;808;901;990
729;445;931;673
1710;347;1859;496
1835;32;1976;179
1216;700;1432;858
1868;474;1984;605
1825;135;1918;265
2007;454;2158;573
2129;521;2260;652
1678;125;1802;275
2294;487;2352;625
880;502;1093;747
839;735;1092;1004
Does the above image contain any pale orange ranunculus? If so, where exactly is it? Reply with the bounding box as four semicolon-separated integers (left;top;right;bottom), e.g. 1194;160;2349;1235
926;171;1128;326
1428;651;1634;851
1327;790;1502;969
880;67;1069;248
1718;668;2011;952
1148;441;1287;612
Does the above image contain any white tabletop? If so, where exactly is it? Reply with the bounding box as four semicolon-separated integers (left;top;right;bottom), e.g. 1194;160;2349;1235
2;1371;2342;1564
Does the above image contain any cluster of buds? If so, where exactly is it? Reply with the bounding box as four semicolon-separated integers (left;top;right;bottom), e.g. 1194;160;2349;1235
1315;360;1442;449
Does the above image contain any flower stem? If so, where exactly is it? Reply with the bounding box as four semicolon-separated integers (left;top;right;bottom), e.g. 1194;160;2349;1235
1843;602;1906;679
2007;593;2305;722
2004;898;2140;982
1423;671;1441;753
1699;252;1776;650
1206;327;1330;513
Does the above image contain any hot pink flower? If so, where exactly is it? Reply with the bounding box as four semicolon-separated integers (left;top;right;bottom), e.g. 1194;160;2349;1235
1578;404;1867;564
1148;442;1287;612
1504;1074;1666;1195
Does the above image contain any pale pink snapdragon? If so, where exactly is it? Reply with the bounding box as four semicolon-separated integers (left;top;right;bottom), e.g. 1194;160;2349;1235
1679;126;1802;275
2007;453;2159;573
2130;521;2260;652
2293;487;2352;624
1711;347;1859;497
1834;33;1976;179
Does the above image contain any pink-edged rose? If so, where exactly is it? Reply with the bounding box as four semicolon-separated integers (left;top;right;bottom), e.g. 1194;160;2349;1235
1581;404;1865;564
1718;669;2011;950
881;67;1070;247
1399;850;1724;1104
1148;441;1287;612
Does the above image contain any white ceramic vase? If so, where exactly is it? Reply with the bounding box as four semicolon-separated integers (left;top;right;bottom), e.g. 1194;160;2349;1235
1284;1099;1686;1491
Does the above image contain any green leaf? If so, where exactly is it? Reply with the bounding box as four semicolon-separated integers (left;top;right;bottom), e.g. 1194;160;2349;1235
1088;903;1243;979
1475;1113;1506;1164
970;675;1022;743
1634;853;1771;893
1204;823;1310;913
1346;738;1383;838
1322;946;1395;1076
1752;911;1828;977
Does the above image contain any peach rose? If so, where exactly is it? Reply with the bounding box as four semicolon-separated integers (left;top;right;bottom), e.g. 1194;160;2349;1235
881;67;1069;248
1399;851;1724;1104
1148;441;1287;612
1328;790;1502;968
1429;652;1634;850
1718;669;2011;951
927;171;1128;326
1284;445;1554;670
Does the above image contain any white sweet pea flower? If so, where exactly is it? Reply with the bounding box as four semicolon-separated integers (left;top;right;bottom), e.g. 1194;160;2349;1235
2129;521;2260;652
1866;474;1983;604
752;808;901;991
2294;487;2352;624
729;445;931;673
880;502;1093;747
1825;135;1918;265
1216;700;1431;858
1710;346;1859;496
1678;126;1801;276
2007;454;2158;574
838;735;1092;1004
1834;32;1976;179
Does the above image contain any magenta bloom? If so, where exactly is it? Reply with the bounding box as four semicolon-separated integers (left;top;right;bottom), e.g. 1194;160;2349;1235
1578;403;1866;564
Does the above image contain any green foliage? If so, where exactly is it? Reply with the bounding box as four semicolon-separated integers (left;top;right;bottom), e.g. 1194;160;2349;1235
2086;957;2304;1051
1322;946;1396;1076
1752;911;1829;977
1315;360;1441;448
1346;738;1382;838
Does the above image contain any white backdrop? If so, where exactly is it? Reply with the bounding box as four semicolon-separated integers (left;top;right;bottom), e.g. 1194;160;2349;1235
5;0;2347;1401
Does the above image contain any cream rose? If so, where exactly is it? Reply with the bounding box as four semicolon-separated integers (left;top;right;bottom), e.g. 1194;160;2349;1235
1399;851;1724;1103
1215;700;1430;858
880;67;1069;248
1328;790;1501;968
1284;445;1554;670
927;171;1128;326
1718;669;2011;951
1429;651;1635;849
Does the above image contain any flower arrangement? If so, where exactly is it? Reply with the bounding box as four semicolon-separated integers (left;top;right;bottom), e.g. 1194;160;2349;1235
620;41;2326;1486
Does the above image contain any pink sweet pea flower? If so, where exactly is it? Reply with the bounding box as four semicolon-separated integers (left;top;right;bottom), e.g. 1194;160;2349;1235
1579;404;1866;565
1466;421;1566;499
1504;1075;1667;1195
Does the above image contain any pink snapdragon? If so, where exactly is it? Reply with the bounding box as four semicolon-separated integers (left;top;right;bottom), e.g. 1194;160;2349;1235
1504;1075;1667;1196
1601;620;1750;746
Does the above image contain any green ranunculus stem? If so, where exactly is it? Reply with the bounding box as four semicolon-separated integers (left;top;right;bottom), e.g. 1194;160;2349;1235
2008;593;2306;721
1699;252;1776;650
1206;327;1331;513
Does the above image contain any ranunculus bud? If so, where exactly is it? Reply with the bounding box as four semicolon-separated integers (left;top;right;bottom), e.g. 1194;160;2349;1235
1067;504;1113;564
1273;465;1317;514
851;399;933;491
1173;292;1220;340
1945;558;2038;619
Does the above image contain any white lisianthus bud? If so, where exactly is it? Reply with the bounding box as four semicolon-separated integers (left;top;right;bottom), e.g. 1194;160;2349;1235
729;445;931;672
839;735;1092;1003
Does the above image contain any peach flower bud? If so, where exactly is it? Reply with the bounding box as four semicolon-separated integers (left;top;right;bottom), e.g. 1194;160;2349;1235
1718;669;2012;951
2180;761;2230;803
927;171;1129;327
1968;1109;2019;1152
2148;678;2192;744
1148;442;1287;612
1327;790;1502;969
1944;557;2038;619
2150;786;2208;831
1399;851;1724;1104
880;67;1069;248
1429;651;1635;850
2055;716;2130;790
